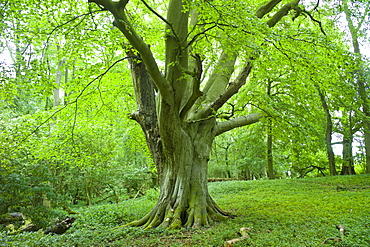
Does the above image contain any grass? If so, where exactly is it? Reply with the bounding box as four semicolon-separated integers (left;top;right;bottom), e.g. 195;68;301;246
1;175;369;246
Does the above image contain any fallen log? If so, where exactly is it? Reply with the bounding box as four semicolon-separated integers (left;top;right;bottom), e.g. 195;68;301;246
44;216;76;234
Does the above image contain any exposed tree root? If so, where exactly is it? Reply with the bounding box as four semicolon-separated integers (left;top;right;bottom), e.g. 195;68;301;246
123;195;234;229
224;227;252;246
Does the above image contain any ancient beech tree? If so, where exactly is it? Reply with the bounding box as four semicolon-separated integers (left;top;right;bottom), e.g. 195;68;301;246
88;0;312;228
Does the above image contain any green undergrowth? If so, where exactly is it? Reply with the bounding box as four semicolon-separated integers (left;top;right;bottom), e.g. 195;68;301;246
1;175;369;246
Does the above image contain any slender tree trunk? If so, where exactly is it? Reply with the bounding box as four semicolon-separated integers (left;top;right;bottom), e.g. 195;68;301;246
341;112;356;175
343;0;370;173
127;51;161;179
357;72;370;173
267;121;274;179
315;85;337;175
341;137;356;175
266;80;274;179
217;142;232;178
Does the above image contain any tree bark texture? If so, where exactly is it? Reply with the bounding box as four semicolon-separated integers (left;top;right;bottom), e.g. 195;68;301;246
126;106;233;229
126;51;234;228
127;51;162;176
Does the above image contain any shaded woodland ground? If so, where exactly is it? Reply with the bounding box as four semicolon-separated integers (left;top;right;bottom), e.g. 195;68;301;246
1;174;369;247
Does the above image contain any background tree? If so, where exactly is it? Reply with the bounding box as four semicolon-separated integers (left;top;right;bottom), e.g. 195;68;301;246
342;0;370;173
0;0;155;227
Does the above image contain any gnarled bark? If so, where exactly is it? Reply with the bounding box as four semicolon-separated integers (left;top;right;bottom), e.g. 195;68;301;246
126;109;233;229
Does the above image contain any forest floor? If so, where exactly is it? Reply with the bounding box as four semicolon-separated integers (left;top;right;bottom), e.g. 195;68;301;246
1;174;369;246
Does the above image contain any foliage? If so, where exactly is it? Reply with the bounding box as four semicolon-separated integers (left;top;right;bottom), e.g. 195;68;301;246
1;175;369;246
0;0;369;231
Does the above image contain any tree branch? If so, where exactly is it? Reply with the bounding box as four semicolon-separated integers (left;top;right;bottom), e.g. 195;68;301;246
179;54;203;120
302;9;326;35
266;0;300;27
202;60;254;117
215;113;263;136
88;0;172;101
7;56;129;156
202;51;237;103
256;0;283;18
140;0;180;43
354;2;370;33
45;9;107;52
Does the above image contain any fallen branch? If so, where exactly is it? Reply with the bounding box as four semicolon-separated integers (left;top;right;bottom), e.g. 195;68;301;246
336;224;345;238
321;224;345;244
321;237;342;244
224;227;252;246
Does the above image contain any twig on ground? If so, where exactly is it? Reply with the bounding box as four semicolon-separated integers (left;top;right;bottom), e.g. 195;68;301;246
321;224;345;244
224;227;252;246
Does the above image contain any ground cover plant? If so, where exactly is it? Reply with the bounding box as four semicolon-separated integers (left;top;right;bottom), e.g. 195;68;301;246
1;174;369;247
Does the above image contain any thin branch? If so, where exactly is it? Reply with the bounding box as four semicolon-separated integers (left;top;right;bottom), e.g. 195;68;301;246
6;104;70;157
302;10;326;35
73;57;130;102
309;0;320;12
140;0;180;43
185;24;218;49
45;9;107;50
8;57;130;155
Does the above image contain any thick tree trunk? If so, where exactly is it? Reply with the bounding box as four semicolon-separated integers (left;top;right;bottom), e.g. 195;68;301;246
126;106;233;229
126;54;233;228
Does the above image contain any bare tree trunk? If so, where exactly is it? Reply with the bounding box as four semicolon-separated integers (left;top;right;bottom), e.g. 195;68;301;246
126;109;233;229
341;137;356;175
343;0;370;173
125;53;234;228
127;52;161;179
267;120;274;179
266;80;274;179
315;85;337;175
341;112;356;175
